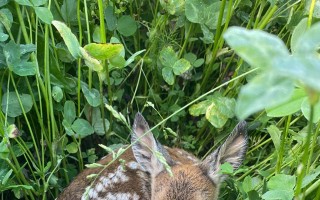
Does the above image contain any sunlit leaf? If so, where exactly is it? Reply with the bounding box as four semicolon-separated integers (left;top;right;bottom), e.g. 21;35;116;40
84;43;124;60
301;97;320;123
206;97;235;128
52;20;81;59
66;142;78;154
266;89;306;117
159;46;178;67
236;73;294;120
34;7;53;24
224;27;289;69
172;58;191;75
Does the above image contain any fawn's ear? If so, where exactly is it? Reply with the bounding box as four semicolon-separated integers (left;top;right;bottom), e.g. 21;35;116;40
201;121;248;183
131;113;174;176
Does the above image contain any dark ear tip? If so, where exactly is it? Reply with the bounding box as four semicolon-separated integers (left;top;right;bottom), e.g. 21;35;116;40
235;121;247;135
134;112;147;128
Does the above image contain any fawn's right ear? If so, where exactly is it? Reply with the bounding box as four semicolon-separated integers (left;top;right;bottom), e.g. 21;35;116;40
201;121;248;184
131;113;173;176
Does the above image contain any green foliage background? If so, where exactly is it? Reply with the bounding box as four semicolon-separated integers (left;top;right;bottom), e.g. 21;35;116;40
0;0;320;199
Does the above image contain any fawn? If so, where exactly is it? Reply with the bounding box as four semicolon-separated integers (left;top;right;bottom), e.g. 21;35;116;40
58;113;248;200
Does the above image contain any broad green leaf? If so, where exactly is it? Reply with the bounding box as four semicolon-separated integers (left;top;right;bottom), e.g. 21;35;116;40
296;22;320;55
262;190;294;200
224;27;290;69
20;44;36;55
61;0;77;25
117;15;137;36
109;55;126;69
56;42;75;63
52;86;63;102
200;24;214;44
291;18;308;53
162;66;174;85
220;162;233;174
267;125;281;152
206;97;235;128
3;40;20;67
274;56;320;92
0;32;8;42
93;118;110;136
268;174;296;190
11;61;36;76
81;84;101;107
159;46;178;67
34;7;53;24
13;0;31;6
266;89;306;117
0;8;13;30
62;119;74;136
71;119;94;138
63;100;76;123
1;92;33;118
0;139;9;159
66;142;78;154
52;20;81;59
193;58;204;68
189;100;211;116
80;48;103;72
172;58;191;75
184;52;197;63
242;176;253;193
30;0;47;6
104;5;117;31
185;0;227;30
84;43;124;60
236;73;294;120
301;98;320;123
160;0;185;15
0;0;9;7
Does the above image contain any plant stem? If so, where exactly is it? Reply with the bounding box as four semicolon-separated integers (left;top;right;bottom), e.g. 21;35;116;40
276;115;291;173
307;0;316;28
295;103;314;197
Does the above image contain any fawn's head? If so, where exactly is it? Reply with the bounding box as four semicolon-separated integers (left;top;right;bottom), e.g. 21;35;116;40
131;113;248;200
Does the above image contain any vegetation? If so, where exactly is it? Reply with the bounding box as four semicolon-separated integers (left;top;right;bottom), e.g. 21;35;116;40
0;0;319;199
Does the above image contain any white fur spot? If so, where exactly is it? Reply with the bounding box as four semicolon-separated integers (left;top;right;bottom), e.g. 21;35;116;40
94;182;104;193
105;192;140;200
127;161;140;170
88;188;98;198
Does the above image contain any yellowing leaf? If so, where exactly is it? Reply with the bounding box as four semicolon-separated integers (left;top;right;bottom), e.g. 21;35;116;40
84;43;124;60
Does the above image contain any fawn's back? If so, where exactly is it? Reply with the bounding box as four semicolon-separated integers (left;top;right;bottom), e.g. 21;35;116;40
58;113;248;200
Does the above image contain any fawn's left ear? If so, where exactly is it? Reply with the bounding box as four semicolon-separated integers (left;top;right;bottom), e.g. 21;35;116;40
131;113;174;176
201;121;248;183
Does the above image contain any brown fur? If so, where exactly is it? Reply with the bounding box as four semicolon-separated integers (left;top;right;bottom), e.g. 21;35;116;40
57;113;248;200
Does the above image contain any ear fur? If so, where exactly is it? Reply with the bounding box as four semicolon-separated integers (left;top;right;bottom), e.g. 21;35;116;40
201;121;248;183
131;113;174;176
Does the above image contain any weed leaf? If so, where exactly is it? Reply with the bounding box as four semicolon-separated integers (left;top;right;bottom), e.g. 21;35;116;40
52;20;81;59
